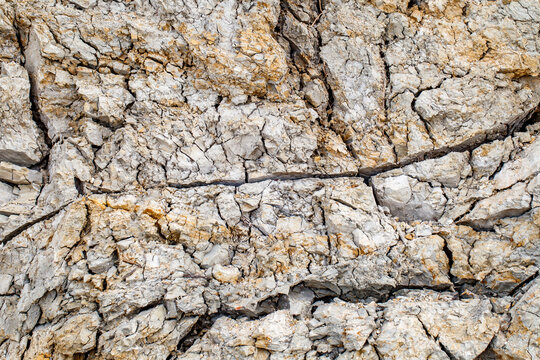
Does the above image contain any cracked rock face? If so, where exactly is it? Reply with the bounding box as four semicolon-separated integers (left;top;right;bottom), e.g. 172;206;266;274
0;0;539;359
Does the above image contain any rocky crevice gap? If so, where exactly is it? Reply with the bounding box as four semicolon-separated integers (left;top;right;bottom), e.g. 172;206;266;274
0;201;72;245
12;14;52;153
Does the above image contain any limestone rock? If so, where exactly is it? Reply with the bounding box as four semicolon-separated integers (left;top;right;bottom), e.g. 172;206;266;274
494;135;540;190
0;0;539;358
54;312;101;355
492;277;540;359
0;161;43;185
319;0;540;171
0;62;47;166
378;291;500;360
462;182;532;230
372;172;447;221
310;300;376;351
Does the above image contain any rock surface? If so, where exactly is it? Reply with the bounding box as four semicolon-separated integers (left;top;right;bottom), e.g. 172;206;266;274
0;0;539;359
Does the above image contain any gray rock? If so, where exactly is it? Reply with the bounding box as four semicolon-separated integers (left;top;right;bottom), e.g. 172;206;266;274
0;274;12;295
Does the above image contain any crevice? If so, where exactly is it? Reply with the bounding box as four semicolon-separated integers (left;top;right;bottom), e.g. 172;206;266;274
247;171;362;184
1;202;72;245
330;197;358;210
358;102;539;176
13;13;52;176
509;270;539;297
175;315;214;354
371;343;383;360
488;158;507;181
0;339;8;352
123;74;136;112
384;283;454;302
407;0;425;9
411;94;437;147
417;316;456;360
417;316;432;339
12;13;25;65
225;293;291;319
74;176;85;195
168;179;246;190
442;238;454;275
294;279;457;306
243;162;249;183
13;20;51;149
476;337;498;360
515;109;539;133
437;339;456;360
368;174;383;210
116;299;165;322
20;333;33;360
380;39;401;165
88;171;366;195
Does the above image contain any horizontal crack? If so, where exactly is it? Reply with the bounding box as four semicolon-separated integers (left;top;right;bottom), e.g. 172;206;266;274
85;104;539;196
359;103;539;176
89;171;364;195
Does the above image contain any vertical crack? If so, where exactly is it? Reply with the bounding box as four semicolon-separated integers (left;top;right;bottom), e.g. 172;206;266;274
13;12;52;176
174;315;213;355
437;340;457;360
417;315;456;360
442;238;454;276
14;20;50;147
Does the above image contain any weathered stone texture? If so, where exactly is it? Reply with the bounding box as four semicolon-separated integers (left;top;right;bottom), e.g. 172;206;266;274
0;0;539;359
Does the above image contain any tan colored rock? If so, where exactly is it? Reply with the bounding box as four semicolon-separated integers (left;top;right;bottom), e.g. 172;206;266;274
444;218;539;293
378;291;499;360
54;312;101;355
0;2;20;62
394;234;452;287
320;0;540;171
0;161;42;185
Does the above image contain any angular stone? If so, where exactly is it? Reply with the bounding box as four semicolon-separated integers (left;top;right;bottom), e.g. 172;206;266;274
462;182;532;229
0;162;42;185
54;312;101;355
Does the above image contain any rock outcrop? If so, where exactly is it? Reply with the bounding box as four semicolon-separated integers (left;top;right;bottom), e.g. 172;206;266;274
0;0;539;359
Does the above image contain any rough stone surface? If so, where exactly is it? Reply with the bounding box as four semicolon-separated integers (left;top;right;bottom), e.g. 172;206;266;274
0;0;539;359
0;62;47;166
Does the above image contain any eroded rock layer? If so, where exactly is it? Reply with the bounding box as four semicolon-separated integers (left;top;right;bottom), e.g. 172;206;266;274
0;0;539;359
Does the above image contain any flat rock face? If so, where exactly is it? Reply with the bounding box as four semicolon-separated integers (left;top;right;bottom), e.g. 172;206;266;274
0;0;539;359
